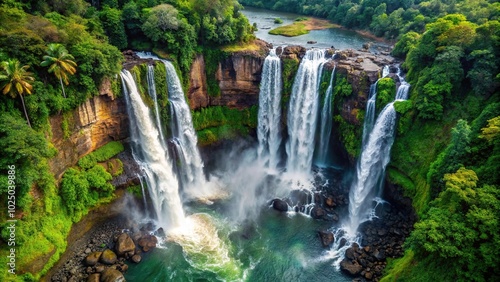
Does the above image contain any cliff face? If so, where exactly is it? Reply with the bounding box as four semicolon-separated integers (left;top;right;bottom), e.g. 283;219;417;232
49;89;129;179
211;54;265;108
188;54;210;109
334;49;395;125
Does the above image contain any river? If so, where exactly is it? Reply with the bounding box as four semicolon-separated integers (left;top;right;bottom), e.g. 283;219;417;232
241;6;389;51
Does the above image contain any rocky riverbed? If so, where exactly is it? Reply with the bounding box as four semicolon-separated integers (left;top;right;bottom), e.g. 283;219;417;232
270;167;416;282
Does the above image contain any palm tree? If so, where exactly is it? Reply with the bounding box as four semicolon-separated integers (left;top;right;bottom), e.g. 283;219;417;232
0;59;35;127
41;43;77;98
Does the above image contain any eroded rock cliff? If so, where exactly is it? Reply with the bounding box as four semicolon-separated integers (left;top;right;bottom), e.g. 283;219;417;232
49;88;129;179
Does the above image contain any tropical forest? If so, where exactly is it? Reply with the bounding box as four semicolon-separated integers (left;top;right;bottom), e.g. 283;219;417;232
0;0;498;281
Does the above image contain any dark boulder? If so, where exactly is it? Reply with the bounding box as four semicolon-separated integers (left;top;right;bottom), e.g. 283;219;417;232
318;230;334;247
271;199;289;212
131;254;142;264
84;252;102;266
340;259;363;276
100;268;125;282
100;249;117;265
138;234;158;252
115;233;135;257
310;207;326;219
325;196;336;208
87;273;99;282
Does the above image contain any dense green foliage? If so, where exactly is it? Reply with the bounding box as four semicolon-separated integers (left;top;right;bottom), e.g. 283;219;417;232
375;77;395;114
192;105;258;145
405;168;500;281
381;8;500;282
78;141;125;169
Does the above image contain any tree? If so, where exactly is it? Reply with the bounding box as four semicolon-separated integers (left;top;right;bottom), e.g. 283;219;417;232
40;43;77;98
0;59;35;127
99;5;128;49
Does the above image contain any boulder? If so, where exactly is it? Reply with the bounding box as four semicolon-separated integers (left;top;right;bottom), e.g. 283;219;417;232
340;259;363;276
138;235;158;252
100;268;125;282
115;233;135;257
271;199;289;212
100;249;118;265
318;230;334;247
87;273;100;282
131;254;142;264
325;196;336;208
310;207;326;219
84;252;102;266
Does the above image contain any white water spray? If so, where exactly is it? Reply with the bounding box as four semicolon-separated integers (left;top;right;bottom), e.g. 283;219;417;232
362;66;390;147
120;70;185;229
286;49;327;178
164;61;210;198
257;48;283;171
316;66;336;166
327;67;410;267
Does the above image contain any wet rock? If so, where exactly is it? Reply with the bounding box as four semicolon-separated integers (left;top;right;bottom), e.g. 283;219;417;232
271;199;289;212
100;249;118;265
318;230;334;247
138;235;158;252
100;268;125;282
155;228;165;237
340;259;363;276
373;248;386;261
115;233;135;257
131;254;142;264
95;265;105;273
87;273;100;282
310;207;326;219
84;252;102;266
325;196;336;208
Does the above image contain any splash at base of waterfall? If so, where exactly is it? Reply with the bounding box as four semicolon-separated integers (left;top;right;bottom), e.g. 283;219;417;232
166;213;244;281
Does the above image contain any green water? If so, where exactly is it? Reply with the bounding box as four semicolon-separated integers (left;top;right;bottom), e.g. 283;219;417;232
125;206;351;282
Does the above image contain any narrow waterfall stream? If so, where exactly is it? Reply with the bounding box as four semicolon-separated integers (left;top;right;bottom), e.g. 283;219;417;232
316;66;336;166
328;69;411;267
257;48;283;171
286;49;328;179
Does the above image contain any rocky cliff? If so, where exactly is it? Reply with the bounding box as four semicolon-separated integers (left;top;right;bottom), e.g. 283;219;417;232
188;40;270;110
48;84;129;179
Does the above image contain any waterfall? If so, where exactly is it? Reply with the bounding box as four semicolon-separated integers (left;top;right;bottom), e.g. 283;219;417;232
137;52;209;199
362;66;390;147
120;70;185;229
164;61;208;197
286;49;327;176
316;66;336;166
257;48;283;170
346;70;410;236
146;65;167;147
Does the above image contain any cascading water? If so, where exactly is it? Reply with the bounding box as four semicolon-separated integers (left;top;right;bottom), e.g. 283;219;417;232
326;68;410;267
120;70;185;229
164;61;209;198
257;48;283;171
286;49;327;177
137;52;209;199
362;66;390;147
146;64;167;147
316;66;336;166
347;74;410;234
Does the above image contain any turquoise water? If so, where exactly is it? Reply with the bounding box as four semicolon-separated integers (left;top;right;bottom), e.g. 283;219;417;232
125;205;351;282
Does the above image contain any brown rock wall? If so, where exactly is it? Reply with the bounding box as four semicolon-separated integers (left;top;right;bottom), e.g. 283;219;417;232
210;54;265;108
49;93;129;179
